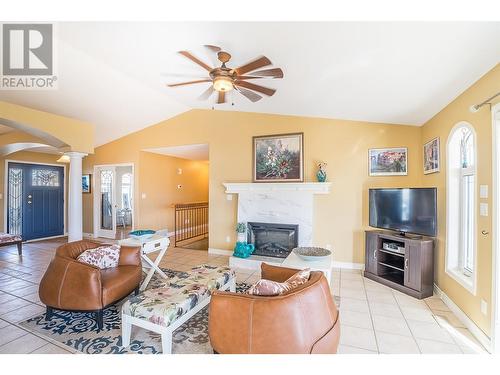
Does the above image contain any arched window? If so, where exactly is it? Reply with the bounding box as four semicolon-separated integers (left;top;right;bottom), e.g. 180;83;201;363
446;122;477;293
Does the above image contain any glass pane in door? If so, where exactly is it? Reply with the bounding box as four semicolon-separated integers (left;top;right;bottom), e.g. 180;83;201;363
8;167;23;235
100;170;113;230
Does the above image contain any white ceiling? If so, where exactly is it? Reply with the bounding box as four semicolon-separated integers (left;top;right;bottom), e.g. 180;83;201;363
144;144;209;161
0;22;499;147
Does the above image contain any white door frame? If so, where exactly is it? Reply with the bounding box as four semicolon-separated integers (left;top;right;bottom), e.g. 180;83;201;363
93;162;135;239
491;102;500;353
3;159;67;239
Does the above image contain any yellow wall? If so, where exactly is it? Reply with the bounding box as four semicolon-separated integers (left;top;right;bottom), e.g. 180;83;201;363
0;101;94;154
421;64;500;336
82;151;209;234
82;110;423;264
0;151;69;231
137;152;209;232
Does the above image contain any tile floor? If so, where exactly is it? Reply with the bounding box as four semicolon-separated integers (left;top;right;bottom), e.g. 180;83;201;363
0;238;489;354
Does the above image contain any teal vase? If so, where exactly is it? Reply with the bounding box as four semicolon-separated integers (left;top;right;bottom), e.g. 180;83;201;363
233;242;255;258
317;169;327;182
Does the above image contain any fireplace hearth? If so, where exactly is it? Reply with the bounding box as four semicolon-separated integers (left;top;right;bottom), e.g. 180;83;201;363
247;222;298;258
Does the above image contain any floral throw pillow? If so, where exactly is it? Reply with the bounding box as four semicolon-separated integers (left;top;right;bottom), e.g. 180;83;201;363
77;244;121;269
247;268;311;296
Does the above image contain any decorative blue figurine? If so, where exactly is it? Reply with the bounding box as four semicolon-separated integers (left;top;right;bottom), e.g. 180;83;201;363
233;222;255;258
316;162;327;182
233;242;255;258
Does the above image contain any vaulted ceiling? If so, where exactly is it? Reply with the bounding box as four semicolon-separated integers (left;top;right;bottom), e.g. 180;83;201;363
0;22;499;146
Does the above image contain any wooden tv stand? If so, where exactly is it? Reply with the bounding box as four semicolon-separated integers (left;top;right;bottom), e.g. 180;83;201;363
364;230;434;299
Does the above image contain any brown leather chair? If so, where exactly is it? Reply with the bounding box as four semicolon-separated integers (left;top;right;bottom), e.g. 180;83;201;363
39;240;142;330
208;263;340;354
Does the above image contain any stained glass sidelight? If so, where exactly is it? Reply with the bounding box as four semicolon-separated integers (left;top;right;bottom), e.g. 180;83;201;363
8;167;23;235
100;170;113;230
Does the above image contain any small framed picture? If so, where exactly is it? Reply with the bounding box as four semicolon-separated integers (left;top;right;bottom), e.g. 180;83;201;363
369;147;408;176
423;137;440;174
253;132;304;182
82;174;91;193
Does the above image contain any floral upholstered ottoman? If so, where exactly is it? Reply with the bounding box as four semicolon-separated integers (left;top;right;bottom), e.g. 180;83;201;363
121;264;235;354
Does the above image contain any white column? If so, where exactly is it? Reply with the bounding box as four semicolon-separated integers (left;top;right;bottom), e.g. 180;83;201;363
67;152;87;242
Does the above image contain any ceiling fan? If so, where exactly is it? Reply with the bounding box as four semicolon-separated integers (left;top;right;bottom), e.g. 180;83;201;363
167;45;284;104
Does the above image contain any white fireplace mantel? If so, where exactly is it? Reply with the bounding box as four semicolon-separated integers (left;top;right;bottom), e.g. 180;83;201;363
223;182;331;248
223;182;332;194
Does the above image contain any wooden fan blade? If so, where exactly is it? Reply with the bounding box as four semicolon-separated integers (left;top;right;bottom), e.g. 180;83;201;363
204;45;222;53
235;56;272;75
198;85;214;100
244;68;283;78
235;80;276;96
236;87;262;102
178;51;213;71
217;91;226;104
167;79;211;87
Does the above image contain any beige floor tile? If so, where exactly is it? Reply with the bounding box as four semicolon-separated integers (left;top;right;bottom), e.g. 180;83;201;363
339;325;378;351
433;311;466;329
2;303;45;323
372;314;412;336
0;297;32;314
368;301;403;318
338;344;377;354
366;290;396;304
340;310;373;329
31;343;72;354
394;293;429;308
407;320;455;344
416;338;462;354
0;319;9;329
0;332;48;353
340;272;363;281
341;279;365;289
400;306;436;323
340;287;367;300
339;297;370;313
376;331;420;354
425;298;451;312
0;325;28;346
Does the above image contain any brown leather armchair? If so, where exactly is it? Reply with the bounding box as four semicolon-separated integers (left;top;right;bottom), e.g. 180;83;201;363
208;263;340;354
39;240;142;330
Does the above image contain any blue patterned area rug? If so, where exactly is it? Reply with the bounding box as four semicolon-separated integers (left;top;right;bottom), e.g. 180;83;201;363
20;268;249;354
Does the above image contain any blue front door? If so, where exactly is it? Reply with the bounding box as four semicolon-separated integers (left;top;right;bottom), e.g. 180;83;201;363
7;163;64;241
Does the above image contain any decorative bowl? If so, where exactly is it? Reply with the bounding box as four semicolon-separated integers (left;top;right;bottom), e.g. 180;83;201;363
293;247;332;261
129;229;156;241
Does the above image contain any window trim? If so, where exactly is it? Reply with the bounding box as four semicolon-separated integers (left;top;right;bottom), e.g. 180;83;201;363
445;121;478;295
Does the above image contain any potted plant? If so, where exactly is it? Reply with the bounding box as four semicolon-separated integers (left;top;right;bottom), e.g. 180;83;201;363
236;222;247;243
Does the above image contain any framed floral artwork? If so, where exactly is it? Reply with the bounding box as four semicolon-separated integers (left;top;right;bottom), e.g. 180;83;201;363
253;133;304;182
423;137;440;174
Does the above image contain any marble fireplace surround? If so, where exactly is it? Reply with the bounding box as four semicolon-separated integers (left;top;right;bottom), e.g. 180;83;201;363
223;182;332;249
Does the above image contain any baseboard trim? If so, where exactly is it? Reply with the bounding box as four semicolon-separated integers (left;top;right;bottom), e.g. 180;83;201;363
333;261;364;270
433;283;491;352
83;232;94;238
208;248;233;256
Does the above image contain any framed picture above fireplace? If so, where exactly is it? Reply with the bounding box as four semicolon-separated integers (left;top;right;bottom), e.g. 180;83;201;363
253;132;304;182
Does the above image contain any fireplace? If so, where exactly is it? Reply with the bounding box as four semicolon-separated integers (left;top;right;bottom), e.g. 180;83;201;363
247;222;299;258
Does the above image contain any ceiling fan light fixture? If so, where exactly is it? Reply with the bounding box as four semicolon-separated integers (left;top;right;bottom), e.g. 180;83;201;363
213;76;234;92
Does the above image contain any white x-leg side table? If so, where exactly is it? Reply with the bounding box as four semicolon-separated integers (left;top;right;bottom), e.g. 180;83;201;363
119;234;170;291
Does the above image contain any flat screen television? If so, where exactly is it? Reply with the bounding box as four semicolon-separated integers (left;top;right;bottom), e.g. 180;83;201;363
369;188;437;237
